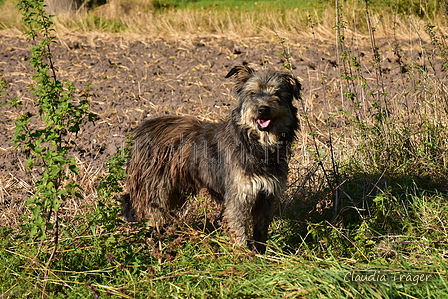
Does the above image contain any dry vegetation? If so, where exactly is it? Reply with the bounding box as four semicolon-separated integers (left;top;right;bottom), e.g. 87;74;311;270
1;0;446;39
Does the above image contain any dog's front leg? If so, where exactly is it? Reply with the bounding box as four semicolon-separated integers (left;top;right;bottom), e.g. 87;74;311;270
222;193;251;248
251;194;274;254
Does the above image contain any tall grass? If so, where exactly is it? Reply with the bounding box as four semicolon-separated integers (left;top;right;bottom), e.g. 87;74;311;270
1;0;448;298
0;0;446;38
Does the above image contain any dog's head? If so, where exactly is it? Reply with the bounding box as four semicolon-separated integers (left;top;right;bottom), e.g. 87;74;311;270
226;65;300;145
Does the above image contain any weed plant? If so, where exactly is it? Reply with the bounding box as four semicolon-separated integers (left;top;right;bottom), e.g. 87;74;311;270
2;0;96;288
0;0;448;298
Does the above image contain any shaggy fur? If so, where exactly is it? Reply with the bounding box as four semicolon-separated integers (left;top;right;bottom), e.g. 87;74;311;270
122;65;300;253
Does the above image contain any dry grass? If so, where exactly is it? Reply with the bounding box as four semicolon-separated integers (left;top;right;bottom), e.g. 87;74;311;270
1;0;446;42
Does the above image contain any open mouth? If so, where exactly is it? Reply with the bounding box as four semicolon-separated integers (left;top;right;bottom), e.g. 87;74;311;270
256;118;272;131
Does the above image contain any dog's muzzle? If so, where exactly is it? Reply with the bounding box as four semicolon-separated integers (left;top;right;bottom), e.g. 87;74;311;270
256;106;273;131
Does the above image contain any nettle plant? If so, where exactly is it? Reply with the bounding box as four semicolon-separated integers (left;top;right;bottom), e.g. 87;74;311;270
12;0;96;255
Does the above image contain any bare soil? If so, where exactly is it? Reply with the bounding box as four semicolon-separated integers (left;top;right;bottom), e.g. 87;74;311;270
0;31;442;226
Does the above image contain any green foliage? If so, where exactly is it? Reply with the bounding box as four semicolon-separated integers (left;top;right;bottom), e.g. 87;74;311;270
93;140;132;232
278;37;294;71
83;13;127;32
13;0;96;244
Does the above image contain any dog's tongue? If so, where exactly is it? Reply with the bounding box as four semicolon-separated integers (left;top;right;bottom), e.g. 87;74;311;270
257;119;271;128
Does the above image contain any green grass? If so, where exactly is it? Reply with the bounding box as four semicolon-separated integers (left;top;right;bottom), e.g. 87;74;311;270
153;0;440;14
1;164;448;297
156;0;324;10
1;215;447;298
153;0;442;18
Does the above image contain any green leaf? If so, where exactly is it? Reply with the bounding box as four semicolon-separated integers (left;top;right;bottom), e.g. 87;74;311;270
69;164;79;175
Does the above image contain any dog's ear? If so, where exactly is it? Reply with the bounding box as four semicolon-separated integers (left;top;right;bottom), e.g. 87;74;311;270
282;73;302;100
225;65;254;78
225;65;255;93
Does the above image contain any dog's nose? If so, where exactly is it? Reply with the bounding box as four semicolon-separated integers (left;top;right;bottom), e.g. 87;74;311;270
258;106;271;115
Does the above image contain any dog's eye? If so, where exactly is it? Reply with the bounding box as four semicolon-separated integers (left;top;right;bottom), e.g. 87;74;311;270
249;91;257;97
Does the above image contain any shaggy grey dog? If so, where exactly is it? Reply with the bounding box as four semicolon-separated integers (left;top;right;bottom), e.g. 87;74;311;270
122;65;300;253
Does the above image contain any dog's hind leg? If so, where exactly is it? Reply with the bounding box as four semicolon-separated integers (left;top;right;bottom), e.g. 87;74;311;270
121;193;138;222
